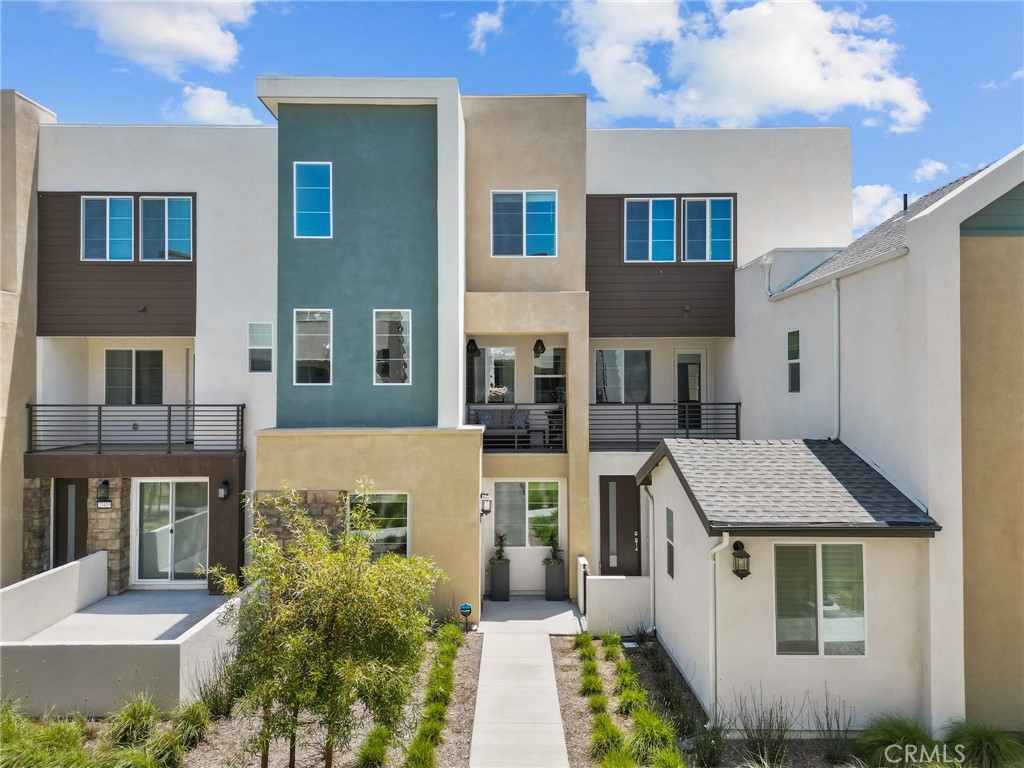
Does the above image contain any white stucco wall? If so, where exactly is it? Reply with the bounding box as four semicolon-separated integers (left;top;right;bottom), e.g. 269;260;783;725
586;575;651;635
38;125;278;493
588;452;649;575
37;337;88;403
589;336;723;404
586;128;851;266
0;551;106;641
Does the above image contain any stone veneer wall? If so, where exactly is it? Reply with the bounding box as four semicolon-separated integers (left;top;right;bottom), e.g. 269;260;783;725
22;478;51;578
86;478;131;595
252;490;348;547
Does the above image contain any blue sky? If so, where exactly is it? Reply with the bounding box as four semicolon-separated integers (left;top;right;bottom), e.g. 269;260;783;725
2;0;1021;234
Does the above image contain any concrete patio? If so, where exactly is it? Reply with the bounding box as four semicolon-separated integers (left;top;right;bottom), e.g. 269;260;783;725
477;596;584;635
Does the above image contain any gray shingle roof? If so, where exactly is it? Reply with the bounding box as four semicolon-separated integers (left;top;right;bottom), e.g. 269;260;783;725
784;170;984;293
637;439;939;536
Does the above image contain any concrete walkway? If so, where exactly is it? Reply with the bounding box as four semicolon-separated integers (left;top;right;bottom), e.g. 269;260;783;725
469;599;581;768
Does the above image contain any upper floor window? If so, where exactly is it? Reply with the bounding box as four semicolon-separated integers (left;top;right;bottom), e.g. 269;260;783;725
788;330;801;393
141;197;193;261
294;309;331;385
248;322;273;373
595;349;651;404
492;191;557;257
374;309;411;385
684;198;733;261
294;162;332;239
82;196;133;261
534;346;566;404
105;349;163;405
625;198;675;262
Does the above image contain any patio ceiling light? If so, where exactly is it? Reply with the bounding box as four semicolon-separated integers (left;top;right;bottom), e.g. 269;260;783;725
480;492;493;519
533;339;546;357
732;541;751;580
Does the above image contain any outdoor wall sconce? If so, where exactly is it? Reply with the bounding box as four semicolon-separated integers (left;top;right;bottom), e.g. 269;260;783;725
96;480;111;508
533;338;546;356
732;541;751;579
466;338;481;358
218;480;230;501
480;492;493;518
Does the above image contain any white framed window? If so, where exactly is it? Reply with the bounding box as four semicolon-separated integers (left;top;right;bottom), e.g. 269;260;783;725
774;543;866;657
788;330;800;393
294;309;331;385
534;346;566;404
683;197;734;262
493;481;559;548
624;198;675;262
666;507;675;578
374;309;411;385
595;349;651;403
247;322;273;374
140;196;193;261
82;196;134;261
491;190;557;257
105;349;163;405
352;492;409;557
294;162;332;239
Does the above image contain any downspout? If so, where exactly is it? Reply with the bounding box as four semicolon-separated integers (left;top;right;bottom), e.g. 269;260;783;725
829;278;841;441
644;485;656;634
707;532;730;715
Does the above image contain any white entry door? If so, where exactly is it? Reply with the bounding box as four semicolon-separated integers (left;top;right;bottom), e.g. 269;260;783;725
134;479;208;583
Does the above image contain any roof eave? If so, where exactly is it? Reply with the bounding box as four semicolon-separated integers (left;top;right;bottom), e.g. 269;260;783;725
769;245;910;301
708;522;941;538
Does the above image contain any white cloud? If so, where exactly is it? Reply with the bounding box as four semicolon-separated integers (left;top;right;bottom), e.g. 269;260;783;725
564;0;929;132
982;68;1024;89
1013;69;1024;80
66;1;255;81
469;1;506;53
913;158;948;183
180;85;261;125
852;184;903;235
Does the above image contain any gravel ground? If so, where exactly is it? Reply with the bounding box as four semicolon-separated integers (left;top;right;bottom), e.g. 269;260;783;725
551;636;596;768
435;630;483;768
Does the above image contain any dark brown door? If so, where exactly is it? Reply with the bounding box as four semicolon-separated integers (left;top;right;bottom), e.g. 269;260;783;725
53;479;88;567
599;476;641;575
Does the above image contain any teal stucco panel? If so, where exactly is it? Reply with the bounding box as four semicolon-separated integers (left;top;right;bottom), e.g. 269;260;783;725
277;104;439;427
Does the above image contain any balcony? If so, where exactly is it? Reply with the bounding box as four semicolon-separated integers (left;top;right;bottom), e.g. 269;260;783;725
465;404;566;453
589;402;740;451
26;404;245;454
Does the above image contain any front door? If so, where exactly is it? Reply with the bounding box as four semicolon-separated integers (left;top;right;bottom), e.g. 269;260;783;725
600;476;640;575
53;478;88;567
676;352;703;431
136;479;208;582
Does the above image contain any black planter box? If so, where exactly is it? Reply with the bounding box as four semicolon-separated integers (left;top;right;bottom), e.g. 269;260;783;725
545;562;564;601
490;561;510;601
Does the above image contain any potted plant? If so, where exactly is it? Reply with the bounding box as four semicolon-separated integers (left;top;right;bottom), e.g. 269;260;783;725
543;531;564;601
490;532;510;601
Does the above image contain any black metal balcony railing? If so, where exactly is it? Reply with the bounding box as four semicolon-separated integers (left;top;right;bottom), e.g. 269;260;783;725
26;404;245;454
465;404;566;453
589;402;740;451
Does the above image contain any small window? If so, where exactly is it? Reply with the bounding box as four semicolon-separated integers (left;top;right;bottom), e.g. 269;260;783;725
248;322;273;373
294;309;331;385
354;492;409;558
294;162;332;238
788;331;801;393
141;197;193;261
625;198;675;262
595;349;651;403
374;309;411;385
467;346;516;404
666;507;675;578
492;191;557;257
775;543;865;656
105;349;163;405
534;346;567;404
82;196;134;261
684;198;733;261
494;481;558;548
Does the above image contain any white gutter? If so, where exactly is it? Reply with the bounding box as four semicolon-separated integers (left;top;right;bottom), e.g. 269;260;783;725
644;485;656;634
829;278;841;441
707;532;730;716
768;246;909;302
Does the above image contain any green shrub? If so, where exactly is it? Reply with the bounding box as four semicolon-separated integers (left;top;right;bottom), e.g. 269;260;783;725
582;660;600;676
600;748;638;768
809;687;854;764
945;720;1024;768
355;725;392;768
29;716;87;752
616;688;649;716
106;693;160;747
614;672;642;695
590;713;625;759
573;633;594;650
626;707;675;763
427;664;454;689
423;703;447;723
693;721;728;767
856;713;934;767
0;700;30;744
674;706;706;739
404;734;436;768
601;632;622;648
436;623;464;648
144;729;184;768
107;747;161;768
603;645;623;662
615;659;633;676
579;644;597;662
434;644;459;668
418;717;445;747
734;689;797;767
651;746;688;768
589;695;609;714
189;653;237;720
580;673;603;696
425;680;452;707
170;699;211;750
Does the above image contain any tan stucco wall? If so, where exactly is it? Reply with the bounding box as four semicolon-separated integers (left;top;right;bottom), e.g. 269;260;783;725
462;95;586;293
255;427;485;623
465;291;589;597
960;234;1024;729
1;92;56;586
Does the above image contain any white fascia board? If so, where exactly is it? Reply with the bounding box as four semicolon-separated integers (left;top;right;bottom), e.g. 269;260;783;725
257;76;461;117
911;144;1024;227
768;246;910;302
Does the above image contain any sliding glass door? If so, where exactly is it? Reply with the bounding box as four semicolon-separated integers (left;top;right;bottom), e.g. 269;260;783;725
137;479;208;582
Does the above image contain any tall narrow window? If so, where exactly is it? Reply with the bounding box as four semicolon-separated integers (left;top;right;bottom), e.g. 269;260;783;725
821;544;865;655
294;162;332;238
595;350;651;403
294;309;331;385
624;198;675;262
666;507;675;578
684;198;733;261
492;191;557;257
141;197;193;261
82;196;134;261
775;544;818;655
467;346;516;403
534;347;567;403
248;322;273;373
374;309;411;385
104;349;163;405
788;331;801;393
494;481;558;548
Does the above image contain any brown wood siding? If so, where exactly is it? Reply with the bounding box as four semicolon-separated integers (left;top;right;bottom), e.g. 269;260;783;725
37;193;197;336
586;195;736;337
